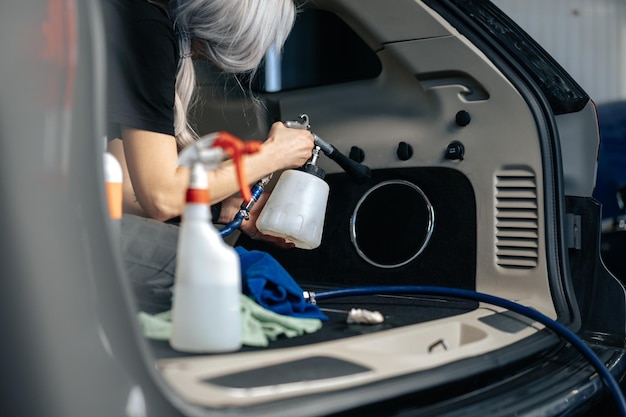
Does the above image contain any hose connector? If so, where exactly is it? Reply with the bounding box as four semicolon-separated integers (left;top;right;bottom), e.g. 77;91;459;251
302;290;317;305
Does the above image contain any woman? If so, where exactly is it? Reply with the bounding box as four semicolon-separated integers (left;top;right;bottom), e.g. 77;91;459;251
103;0;314;312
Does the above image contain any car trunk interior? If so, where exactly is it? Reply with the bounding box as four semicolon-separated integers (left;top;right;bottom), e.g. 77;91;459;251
147;0;567;413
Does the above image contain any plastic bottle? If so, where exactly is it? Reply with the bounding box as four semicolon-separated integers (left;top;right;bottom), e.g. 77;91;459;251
170;160;242;353
256;150;329;249
103;151;123;240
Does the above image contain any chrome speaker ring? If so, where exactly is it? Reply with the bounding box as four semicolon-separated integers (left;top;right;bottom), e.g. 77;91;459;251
350;179;435;269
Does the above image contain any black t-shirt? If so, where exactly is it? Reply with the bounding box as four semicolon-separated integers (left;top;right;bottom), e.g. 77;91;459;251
104;0;178;140
103;0;223;222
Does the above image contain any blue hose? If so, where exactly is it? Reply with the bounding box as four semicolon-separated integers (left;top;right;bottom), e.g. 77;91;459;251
219;180;267;237
310;285;626;415
219;213;243;237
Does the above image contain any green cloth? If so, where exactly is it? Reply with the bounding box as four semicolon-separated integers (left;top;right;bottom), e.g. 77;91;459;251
137;295;323;347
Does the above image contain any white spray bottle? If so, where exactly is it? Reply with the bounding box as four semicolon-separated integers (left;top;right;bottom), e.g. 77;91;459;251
170;132;260;353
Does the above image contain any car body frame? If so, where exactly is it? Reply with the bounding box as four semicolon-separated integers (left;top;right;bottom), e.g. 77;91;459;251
1;1;625;416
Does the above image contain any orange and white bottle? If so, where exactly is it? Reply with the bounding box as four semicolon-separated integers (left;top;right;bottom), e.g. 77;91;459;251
103;151;123;237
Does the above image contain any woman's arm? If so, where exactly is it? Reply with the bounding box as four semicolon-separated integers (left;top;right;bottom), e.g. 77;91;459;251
206;122;316;202
107;122;315;221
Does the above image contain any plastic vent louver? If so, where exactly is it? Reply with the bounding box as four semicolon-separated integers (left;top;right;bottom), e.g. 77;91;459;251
495;168;539;269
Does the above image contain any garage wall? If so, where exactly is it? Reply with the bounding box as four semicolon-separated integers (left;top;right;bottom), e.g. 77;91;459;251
491;0;626;105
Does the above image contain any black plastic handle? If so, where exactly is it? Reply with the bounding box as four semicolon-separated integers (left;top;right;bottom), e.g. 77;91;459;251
325;144;371;182
284;115;371;182
311;133;370;182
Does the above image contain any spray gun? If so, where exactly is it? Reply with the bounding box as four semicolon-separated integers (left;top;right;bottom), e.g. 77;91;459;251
252;114;372;249
220;114;371;244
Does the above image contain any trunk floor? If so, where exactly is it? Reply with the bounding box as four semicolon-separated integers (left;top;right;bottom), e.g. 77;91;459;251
149;285;477;359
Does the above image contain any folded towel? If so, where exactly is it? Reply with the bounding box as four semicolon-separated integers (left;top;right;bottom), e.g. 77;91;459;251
236;246;327;320
137;295;322;348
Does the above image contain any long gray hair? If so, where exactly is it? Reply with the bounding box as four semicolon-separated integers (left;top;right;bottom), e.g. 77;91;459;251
169;0;296;149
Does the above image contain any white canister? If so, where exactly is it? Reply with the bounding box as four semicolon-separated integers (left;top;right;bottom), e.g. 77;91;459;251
256;167;329;249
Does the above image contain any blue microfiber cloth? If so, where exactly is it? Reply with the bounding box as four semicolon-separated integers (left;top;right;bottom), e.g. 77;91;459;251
236;246;327;321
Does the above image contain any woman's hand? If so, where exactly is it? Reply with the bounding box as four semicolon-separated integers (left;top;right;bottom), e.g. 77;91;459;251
205;122;314;204
218;194;295;248
261;122;315;171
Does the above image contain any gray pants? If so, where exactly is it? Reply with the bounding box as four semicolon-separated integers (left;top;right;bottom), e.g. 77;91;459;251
120;214;241;314
121;214;179;314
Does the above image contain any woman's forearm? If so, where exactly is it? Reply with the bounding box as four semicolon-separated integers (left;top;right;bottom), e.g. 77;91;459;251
208;123;315;203
116;123;314;221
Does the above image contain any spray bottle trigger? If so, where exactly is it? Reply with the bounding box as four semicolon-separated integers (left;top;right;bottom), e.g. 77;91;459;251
178;131;262;204
212;131;262;203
